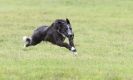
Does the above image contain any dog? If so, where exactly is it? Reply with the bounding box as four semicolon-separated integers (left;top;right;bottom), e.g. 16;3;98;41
23;18;77;54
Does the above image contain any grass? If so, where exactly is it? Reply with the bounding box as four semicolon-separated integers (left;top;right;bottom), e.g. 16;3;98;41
0;0;133;80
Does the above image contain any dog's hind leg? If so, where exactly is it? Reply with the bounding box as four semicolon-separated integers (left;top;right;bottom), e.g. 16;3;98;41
30;38;42;46
23;35;42;47
23;36;32;47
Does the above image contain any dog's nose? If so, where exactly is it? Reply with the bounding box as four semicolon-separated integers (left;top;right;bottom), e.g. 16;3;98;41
69;35;73;37
68;34;74;38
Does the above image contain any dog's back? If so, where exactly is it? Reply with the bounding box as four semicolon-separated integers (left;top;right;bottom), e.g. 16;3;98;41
23;25;48;47
31;26;48;44
34;26;48;34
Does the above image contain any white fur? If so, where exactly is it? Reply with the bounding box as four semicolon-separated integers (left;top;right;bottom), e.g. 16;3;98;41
71;47;76;51
62;34;66;38
23;36;31;48
71;47;78;55
67;25;72;35
23;36;27;48
23;36;28;42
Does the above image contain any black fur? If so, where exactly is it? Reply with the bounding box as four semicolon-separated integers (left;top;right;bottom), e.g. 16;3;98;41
23;18;77;52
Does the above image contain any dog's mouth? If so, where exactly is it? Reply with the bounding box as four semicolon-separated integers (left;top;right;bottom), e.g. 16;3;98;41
66;34;74;39
68;35;73;38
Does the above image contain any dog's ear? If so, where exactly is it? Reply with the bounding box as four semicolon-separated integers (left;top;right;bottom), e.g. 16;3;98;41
66;18;70;24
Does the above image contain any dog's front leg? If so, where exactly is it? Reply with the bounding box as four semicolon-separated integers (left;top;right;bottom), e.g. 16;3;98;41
56;42;71;50
68;36;77;53
55;40;77;53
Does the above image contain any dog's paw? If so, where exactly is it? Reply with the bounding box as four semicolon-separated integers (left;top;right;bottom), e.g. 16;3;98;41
71;47;76;51
71;47;77;55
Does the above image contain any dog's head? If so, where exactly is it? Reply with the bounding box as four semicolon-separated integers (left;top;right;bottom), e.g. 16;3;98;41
54;18;74;38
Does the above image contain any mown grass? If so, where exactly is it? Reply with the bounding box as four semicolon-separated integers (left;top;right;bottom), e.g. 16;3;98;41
0;0;133;80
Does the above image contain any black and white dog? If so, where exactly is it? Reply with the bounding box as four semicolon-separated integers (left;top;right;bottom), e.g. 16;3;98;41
23;18;77;54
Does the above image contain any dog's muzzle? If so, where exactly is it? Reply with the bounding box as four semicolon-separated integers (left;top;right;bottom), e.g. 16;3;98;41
68;33;74;38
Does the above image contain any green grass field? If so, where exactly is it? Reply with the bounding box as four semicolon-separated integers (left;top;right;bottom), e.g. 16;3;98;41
0;0;133;80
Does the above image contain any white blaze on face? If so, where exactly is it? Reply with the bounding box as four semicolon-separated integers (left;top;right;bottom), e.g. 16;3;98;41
67;25;72;35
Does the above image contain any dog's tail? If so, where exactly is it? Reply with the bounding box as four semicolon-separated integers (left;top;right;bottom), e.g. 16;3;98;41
23;36;32;47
